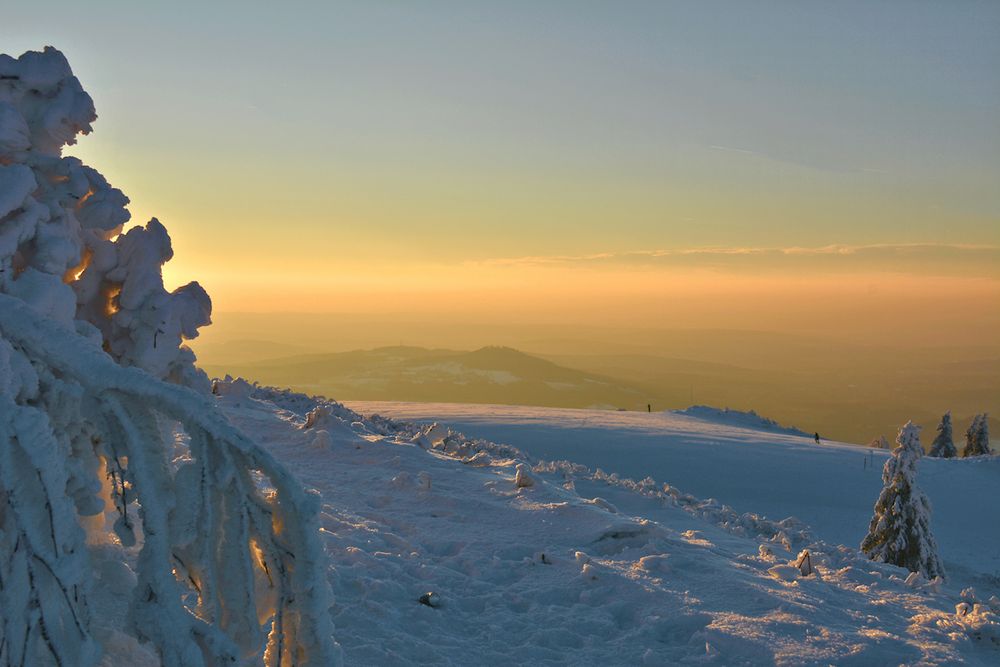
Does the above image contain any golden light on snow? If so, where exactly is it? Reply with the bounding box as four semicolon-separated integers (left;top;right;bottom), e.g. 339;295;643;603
64;247;93;283
249;539;271;581
103;283;122;317
76;188;95;208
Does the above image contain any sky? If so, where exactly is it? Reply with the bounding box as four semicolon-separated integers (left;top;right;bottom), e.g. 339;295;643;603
4;1;999;346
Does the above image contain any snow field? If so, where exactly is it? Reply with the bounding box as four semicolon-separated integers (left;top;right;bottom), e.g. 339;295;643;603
223;385;1000;665
346;401;1000;593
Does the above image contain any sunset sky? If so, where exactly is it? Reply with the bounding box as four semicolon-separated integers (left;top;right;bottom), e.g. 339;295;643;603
5;1;999;346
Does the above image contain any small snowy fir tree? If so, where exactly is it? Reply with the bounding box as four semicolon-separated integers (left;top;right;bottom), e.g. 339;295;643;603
0;48;339;665
927;411;957;458
869;435;890;450
962;413;992;457
860;422;945;579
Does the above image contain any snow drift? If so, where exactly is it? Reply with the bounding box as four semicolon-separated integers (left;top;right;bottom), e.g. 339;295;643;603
0;47;337;666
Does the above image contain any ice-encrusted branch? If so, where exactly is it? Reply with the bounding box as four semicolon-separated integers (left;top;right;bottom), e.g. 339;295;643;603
1;295;338;665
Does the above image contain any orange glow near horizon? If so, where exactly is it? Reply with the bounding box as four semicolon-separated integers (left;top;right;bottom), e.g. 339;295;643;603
163;255;1000;349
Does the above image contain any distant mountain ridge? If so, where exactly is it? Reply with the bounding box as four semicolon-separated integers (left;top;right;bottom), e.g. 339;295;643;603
201;343;999;446
202;345;654;410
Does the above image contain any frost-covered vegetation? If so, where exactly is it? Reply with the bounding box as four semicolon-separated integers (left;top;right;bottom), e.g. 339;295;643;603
0;48;337;666
964;413;992;458
861;422;945;580
673;405;807;436
928;412;957;458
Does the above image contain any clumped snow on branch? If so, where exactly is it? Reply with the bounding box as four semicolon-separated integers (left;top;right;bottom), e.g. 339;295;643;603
0;47;338;666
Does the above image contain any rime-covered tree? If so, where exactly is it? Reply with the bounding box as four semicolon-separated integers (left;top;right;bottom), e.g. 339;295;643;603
860;422;945;579
962;413;992;458
0;47;339;665
927;411;957;458
869;435;890;450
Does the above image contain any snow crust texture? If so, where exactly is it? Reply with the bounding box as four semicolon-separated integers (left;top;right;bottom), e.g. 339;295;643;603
0;48;337;666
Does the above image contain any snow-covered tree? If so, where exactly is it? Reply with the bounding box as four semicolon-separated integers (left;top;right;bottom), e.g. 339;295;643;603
927;411;957;458
962;413;992;458
0;47;338;665
860;422;945;579
869;435;890;450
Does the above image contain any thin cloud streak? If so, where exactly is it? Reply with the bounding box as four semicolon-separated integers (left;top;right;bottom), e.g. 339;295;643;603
471;243;1000;276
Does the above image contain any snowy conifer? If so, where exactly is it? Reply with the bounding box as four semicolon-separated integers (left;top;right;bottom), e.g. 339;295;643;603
962;413;992;458
860;422;945;579
0;48;338;665
927;412;957;458
869;435;890;450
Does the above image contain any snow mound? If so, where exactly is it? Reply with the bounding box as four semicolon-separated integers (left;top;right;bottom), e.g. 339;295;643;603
673;405;809;436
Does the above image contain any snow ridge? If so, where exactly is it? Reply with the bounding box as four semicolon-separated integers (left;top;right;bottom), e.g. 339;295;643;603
673;405;809;437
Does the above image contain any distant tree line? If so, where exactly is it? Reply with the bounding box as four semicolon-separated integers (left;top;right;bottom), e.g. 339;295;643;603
926;411;992;458
870;412;992;458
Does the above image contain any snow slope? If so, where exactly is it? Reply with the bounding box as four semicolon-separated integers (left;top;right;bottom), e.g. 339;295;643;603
208;386;999;665
673;405;810;437
349;402;1000;588
345;401;1000;595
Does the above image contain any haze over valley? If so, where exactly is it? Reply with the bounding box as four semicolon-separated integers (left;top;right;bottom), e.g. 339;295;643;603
194;316;999;446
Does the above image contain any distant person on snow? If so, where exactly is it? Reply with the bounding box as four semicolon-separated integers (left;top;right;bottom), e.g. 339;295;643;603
814;432;821;444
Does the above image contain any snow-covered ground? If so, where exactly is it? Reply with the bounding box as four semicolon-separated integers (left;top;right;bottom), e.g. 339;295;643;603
210;387;999;665
345;401;1000;593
